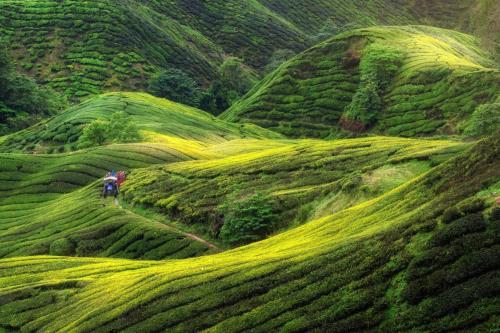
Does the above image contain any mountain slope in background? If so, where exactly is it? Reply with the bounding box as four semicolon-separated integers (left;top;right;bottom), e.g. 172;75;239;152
0;92;281;153
222;26;499;138
1;0;496;102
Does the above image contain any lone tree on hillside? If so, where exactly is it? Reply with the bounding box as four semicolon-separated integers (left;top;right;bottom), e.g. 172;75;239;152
219;192;276;246
147;68;203;108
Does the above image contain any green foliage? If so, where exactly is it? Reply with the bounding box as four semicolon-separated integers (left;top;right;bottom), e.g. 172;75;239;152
219;192;276;245
77;120;108;148
49;238;75;256
77;112;141;148
264;49;296;74
341;76;382;130
464;102;500;137
223;26;498;138
148;69;203;107
341;44;404;130
0;42;66;134
202;58;259;114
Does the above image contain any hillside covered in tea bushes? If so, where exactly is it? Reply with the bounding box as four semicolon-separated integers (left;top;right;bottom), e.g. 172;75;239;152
0;0;496;103
0;135;498;332
223;26;499;138
0;1;499;332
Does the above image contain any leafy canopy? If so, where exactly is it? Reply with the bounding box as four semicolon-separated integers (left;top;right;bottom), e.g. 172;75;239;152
219;192;276;246
77;112;142;149
147;69;203;107
341;44;404;131
464;102;500;137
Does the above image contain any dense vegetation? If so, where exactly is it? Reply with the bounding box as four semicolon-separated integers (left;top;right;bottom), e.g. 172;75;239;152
0;136;497;332
0;92;281;153
0;1;499;332
0;43;65;135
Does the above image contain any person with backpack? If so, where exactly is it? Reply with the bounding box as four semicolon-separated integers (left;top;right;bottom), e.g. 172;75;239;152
117;171;126;189
102;172;118;199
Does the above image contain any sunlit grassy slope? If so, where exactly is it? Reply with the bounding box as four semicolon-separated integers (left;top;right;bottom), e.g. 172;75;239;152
122;137;467;237
0;143;221;259
0;136;497;332
0;92;281;153
222;26;500;138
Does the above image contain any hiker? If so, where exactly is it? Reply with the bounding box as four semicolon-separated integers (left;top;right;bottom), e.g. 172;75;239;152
102;173;118;199
117;171;126;188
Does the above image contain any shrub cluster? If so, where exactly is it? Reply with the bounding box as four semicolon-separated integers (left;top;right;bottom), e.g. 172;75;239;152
341;44;404;131
219;192;276;246
77;111;141;148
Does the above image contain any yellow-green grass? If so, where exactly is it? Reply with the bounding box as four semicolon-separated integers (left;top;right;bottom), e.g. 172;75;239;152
0;92;282;153
122;136;468;238
222;25;500;138
0;137;497;332
0;143;220;260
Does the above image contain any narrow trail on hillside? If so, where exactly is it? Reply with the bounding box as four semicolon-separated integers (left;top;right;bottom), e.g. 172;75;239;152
115;201;222;252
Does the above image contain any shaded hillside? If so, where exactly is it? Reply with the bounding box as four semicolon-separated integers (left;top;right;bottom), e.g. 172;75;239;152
222;26;499;138
0;92;281;153
0;0;487;102
0;135;497;332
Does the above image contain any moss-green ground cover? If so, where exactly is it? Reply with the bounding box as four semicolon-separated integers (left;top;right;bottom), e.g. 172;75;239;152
222;26;500;138
0;136;497;332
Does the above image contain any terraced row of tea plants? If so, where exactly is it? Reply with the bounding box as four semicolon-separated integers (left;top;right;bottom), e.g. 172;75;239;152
0;92;281;153
0;0;485;102
0;143;223;260
222;26;499;138
0;136;497;332
122;137;467;238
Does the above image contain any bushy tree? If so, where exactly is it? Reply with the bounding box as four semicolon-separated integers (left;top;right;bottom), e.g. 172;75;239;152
202;58;258;115
219;192;276;246
77;112;141;149
464;102;500;137
108;111;142;143
148;68;203;107
341;44;404;131
77;120;108;148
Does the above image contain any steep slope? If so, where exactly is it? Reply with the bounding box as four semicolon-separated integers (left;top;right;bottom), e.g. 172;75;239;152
0;136;497;332
0;92;282;153
0;143;219;260
222;26;500;138
1;0;488;102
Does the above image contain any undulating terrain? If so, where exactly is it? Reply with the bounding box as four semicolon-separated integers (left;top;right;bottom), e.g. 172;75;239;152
0;1;499;332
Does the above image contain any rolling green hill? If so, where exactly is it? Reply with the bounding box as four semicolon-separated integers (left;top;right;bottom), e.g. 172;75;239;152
0;143;222;260
0;2;499;332
222;25;499;138
0;136;497;332
122;137;467;238
0;92;282;153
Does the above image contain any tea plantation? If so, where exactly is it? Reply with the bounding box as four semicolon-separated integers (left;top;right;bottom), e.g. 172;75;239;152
0;1;499;332
222;26;499;138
